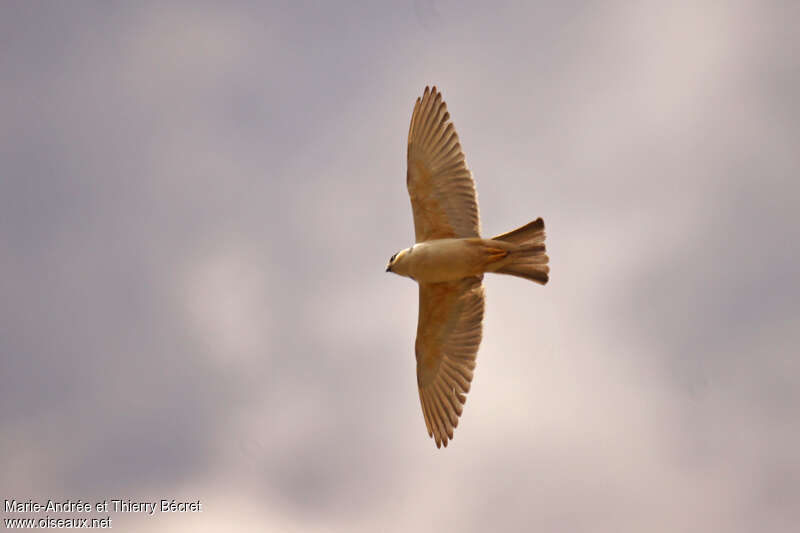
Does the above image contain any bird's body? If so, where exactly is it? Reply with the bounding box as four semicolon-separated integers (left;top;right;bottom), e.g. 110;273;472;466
389;238;505;283
387;86;549;448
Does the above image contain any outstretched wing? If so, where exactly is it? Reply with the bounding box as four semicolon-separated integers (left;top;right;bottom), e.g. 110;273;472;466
407;86;481;243
416;277;484;448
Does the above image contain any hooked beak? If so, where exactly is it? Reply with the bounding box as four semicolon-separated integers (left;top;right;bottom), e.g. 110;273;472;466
385;265;391;272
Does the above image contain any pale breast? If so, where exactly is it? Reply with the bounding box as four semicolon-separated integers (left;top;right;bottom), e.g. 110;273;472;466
407;239;484;283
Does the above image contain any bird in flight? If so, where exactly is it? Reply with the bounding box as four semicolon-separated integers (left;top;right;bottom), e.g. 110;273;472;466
386;86;549;448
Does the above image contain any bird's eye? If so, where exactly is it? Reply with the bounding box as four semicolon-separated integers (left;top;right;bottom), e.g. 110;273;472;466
389;253;398;263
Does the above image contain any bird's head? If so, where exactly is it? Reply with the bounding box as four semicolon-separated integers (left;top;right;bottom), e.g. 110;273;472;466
386;247;411;276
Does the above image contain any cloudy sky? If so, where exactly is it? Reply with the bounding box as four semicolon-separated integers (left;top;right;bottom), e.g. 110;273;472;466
2;1;798;531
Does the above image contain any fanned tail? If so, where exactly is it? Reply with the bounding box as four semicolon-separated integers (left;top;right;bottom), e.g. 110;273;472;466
490;218;549;285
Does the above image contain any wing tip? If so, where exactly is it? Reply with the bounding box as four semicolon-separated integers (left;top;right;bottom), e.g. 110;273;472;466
422;85;441;99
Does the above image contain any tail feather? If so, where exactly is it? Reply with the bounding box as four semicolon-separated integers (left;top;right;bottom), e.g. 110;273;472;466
492;217;545;246
491;218;549;285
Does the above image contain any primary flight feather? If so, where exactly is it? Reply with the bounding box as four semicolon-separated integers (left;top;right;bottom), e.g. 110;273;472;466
387;86;549;448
